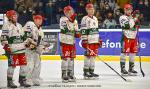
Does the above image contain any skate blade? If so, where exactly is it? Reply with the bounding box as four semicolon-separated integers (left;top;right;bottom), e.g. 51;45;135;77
19;86;32;89
91;77;99;80
68;79;76;82
62;80;69;83
128;72;137;76
84;76;95;80
7;87;18;89
121;73;129;76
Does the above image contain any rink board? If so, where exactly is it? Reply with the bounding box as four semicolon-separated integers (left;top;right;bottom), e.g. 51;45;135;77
0;29;150;61
0;55;150;62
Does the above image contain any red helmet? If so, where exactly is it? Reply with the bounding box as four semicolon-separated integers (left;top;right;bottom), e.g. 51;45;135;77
86;3;94;9
63;5;73;14
33;15;44;20
124;4;133;10
6;10;17;19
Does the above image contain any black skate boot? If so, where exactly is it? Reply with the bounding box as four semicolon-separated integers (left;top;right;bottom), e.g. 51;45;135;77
83;68;93;79
7;77;17;88
120;62;128;76
89;68;99;78
68;70;76;82
19;76;31;87
62;70;69;83
128;62;137;76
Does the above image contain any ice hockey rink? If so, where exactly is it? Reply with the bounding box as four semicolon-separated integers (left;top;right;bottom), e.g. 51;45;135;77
0;57;150;89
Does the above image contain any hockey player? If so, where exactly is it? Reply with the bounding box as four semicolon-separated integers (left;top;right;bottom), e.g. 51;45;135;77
119;4;139;76
1;10;31;88
24;14;47;86
0;30;5;55
80;3;102;79
59;5;80;83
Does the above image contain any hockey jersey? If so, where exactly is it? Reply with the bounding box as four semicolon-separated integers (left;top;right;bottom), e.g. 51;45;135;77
119;15;137;39
59;16;79;45
23;21;45;54
80;16;99;44
1;22;26;54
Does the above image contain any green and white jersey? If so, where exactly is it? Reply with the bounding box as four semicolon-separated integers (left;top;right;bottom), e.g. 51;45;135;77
80;16;99;44
1;22;25;54
59;16;79;45
119;15;137;39
24;21;44;43
24;21;45;54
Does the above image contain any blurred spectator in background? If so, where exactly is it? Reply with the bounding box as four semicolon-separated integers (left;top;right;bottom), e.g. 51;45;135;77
76;0;86;23
95;10;103;28
0;0;15;13
102;12;116;29
45;1;55;25
108;0;116;10
55;0;69;23
103;2;113;18
15;0;33;26
114;8;122;28
116;0;130;9
0;0;150;28
97;0;105;19
132;0;150;26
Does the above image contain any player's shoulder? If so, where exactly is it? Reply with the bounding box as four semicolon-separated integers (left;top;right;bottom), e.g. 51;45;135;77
60;16;68;21
2;21;11;28
82;16;89;20
120;15;128;19
25;21;35;26
16;22;22;27
93;16;98;20
74;19;78;23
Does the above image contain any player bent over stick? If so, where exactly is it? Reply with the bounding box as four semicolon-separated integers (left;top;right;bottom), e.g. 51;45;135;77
80;3;102;79
119;4;139;76
24;14;49;86
1;10;31;88
59;5;80;83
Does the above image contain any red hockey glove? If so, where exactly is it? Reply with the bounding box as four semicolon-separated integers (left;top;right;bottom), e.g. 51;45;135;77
81;40;88;49
3;44;11;53
75;31;81;38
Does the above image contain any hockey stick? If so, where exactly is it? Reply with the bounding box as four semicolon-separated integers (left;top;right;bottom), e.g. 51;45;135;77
137;29;145;77
87;47;131;82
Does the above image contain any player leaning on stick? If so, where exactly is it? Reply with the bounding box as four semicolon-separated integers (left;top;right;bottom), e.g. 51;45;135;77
119;4;139;76
1;10;31;88
80;3;102;79
59;5;80;83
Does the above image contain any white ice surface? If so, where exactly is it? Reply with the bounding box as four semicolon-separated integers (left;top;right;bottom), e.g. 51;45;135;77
0;60;150;89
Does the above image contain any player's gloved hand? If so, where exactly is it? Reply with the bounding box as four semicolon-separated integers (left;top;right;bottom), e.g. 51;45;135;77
30;44;36;49
3;44;11;53
122;22;130;29
75;31;81;38
70;13;77;22
81;40;88;49
99;38;102;48
131;26;137;31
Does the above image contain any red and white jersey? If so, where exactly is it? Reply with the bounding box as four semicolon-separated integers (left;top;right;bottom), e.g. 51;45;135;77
119;15;137;39
1;22;25;54
24;21;45;54
24;21;44;42
80;15;99;44
59;16;79;45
